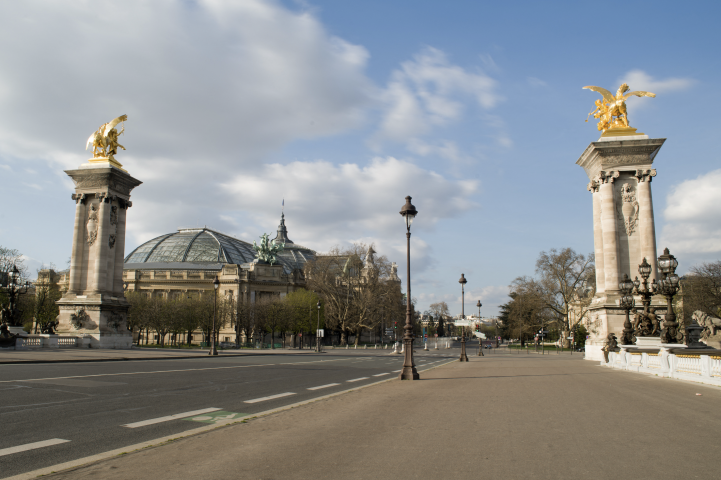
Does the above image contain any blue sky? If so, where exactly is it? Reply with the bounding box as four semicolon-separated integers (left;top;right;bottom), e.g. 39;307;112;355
1;0;719;316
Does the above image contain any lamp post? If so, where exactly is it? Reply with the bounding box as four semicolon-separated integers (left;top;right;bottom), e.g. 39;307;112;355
316;300;322;352
459;274;468;362
631;257;659;338
656;248;681;344
2;265;30;329
619;274;636;345
476;300;483;356
399;196;419;380
494;319;499;349
209;276;219;356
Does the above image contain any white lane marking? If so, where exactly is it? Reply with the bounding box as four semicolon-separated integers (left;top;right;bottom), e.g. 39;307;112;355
0;439;70;457
346;377;369;383
244;392;296;404
372;373;390;377
3;359;347;384
392;370;402;373
123;408;222;428
307;383;340;391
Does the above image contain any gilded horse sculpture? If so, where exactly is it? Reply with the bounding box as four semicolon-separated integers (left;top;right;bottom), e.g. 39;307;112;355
584;84;655;134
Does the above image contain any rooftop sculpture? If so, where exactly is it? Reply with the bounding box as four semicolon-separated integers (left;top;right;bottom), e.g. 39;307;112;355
584;84;655;134
253;233;284;265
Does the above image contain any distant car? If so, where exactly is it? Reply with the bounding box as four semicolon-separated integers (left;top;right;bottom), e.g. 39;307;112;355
576;346;585;352
219;342;236;349
485;344;491;349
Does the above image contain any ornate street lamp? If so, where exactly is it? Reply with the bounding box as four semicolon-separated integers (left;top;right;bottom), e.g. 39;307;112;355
476;300;483;357
459;274;469;362
494;319;499;348
316;300;322;353
618;274;636;345
632;257;659;337
399;196;419;380
1;264;30;328
210;276;219;356
656;248;682;344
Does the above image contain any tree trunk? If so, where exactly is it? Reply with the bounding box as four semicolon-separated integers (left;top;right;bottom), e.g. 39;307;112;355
340;330;347;346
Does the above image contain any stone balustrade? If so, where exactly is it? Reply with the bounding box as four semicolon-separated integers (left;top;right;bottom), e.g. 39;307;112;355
14;335;83;350
603;348;721;387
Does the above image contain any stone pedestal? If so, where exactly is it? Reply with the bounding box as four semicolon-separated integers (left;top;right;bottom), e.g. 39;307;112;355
577;136;667;361
55;160;141;349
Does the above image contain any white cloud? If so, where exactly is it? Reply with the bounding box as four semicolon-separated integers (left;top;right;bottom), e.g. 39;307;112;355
219;156;478;270
372;47;501;146
660;169;721;256
618;70;695;94
0;0;373;172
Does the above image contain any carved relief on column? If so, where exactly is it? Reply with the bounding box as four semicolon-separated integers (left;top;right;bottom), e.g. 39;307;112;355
588;177;605;293
109;205;118;249
86;204;99;246
617;183;639;236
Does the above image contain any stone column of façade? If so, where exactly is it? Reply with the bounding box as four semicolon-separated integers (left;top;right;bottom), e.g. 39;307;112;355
91;193;111;295
599;171;620;293
635;169;658;283
112;201;129;295
67;196;88;294
589;179;605;294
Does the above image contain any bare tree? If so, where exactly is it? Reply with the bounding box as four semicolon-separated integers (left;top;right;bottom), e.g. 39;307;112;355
535;248;595;348
680;261;721;320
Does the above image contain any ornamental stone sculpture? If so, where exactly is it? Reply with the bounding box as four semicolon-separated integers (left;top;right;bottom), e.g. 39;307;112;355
252;233;284;265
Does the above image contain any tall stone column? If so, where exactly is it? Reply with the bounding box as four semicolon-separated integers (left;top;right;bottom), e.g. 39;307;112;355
588;179;605;294
57;162;141;349
112;201;130;295
576;137;666;362
635;169;658;283
67;196;88;294
92;194;111;295
599;171;619;293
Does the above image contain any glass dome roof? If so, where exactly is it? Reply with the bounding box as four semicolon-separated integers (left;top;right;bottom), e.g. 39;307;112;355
124;227;314;273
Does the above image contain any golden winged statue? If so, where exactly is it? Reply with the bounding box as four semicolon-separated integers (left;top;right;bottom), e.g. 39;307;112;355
86;115;127;159
584;84;655;135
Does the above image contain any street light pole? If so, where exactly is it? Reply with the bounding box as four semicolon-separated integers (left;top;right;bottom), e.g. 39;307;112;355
476;300;483;357
399;196;419;380
459;274;468;362
210;276;219;356
316;300;322;353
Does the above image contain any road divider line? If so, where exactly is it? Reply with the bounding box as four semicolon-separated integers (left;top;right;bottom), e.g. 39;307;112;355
0;439;70;457
244;392;296;404
346;377;369;383
307;383;340;391
123;408;222;428
372;373;390;377
392;370;401;373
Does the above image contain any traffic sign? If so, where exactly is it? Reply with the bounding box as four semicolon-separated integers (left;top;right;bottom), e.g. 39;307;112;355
317;329;324;337
434;334;438;337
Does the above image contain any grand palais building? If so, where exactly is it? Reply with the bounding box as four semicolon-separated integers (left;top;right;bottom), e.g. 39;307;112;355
41;213;316;344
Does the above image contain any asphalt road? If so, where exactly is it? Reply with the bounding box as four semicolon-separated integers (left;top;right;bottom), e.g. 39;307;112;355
0;348;462;478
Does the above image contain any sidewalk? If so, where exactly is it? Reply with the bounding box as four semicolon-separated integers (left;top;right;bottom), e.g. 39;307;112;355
31;352;721;480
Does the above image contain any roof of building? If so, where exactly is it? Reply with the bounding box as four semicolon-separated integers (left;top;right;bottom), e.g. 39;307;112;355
124;215;315;274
